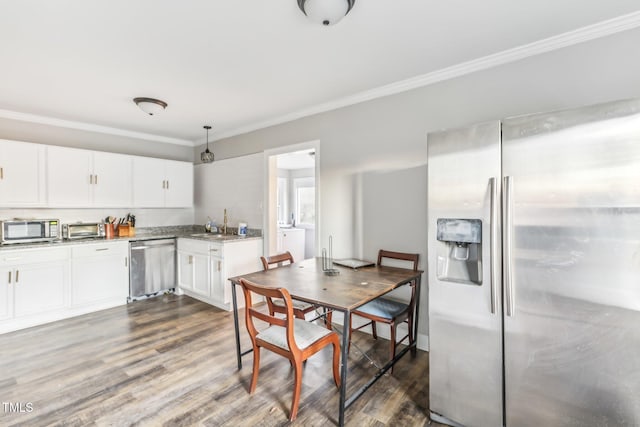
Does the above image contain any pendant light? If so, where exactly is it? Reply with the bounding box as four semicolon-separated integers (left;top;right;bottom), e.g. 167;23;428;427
201;125;214;163
297;0;355;26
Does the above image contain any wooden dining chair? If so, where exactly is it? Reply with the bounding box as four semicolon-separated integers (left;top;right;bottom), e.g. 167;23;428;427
347;250;419;372
239;278;341;421
260;252;316;320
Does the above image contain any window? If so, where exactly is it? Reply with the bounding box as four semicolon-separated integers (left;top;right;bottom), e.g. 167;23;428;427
294;177;315;226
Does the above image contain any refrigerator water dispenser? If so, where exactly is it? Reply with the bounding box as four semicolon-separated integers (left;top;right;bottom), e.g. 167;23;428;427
436;218;482;285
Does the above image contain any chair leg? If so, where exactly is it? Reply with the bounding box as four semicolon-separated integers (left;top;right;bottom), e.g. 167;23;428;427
331;338;341;388
325;310;333;330
289;358;303;421
371;321;378;339
250;346;260;393
390;324;396;374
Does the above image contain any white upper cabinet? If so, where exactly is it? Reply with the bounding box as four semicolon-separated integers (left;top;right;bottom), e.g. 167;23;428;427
47;146;132;207
92;151;133;207
0;138;192;209
132;156;193;208
165;160;193;207
0;139;45;207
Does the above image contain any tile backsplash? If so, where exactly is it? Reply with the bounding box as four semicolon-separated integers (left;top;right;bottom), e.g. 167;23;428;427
0;207;194;228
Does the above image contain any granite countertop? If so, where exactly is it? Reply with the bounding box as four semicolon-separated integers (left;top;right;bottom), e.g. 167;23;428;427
0;225;262;251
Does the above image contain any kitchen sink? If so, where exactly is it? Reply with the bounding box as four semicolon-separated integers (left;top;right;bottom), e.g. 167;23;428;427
190;233;224;238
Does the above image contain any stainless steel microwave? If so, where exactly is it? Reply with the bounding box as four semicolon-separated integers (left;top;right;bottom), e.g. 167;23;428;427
0;219;60;245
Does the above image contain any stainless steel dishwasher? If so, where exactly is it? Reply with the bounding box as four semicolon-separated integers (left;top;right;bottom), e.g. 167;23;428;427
129;238;176;301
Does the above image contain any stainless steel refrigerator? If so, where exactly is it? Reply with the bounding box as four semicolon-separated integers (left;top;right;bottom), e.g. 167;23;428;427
427;98;640;427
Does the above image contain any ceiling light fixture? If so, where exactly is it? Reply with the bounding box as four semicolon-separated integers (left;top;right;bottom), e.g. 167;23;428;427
201;125;214;163
297;0;355;26
133;97;168;115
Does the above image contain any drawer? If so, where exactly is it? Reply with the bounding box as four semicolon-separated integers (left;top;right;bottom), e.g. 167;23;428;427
178;238;224;257
71;241;128;258
0;246;69;266
178;238;211;254
207;242;224;258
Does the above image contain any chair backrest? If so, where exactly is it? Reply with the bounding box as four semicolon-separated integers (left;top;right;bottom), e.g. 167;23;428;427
260;251;294;271
377;250;419;271
239;278;300;353
377;249;420;308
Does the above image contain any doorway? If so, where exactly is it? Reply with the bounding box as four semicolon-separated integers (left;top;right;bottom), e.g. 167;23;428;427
264;141;319;261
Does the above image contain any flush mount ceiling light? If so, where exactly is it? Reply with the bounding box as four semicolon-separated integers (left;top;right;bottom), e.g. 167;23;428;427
201;125;214;163
133;97;167;115
297;0;355;26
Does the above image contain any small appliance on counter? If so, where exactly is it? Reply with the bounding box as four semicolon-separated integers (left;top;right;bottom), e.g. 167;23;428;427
0;219;60;245
62;222;105;240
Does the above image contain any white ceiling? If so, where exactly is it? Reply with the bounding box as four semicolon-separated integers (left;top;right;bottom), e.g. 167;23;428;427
1;1;639;146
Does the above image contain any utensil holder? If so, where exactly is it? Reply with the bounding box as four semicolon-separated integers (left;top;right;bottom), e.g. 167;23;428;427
105;223;115;239
118;224;130;237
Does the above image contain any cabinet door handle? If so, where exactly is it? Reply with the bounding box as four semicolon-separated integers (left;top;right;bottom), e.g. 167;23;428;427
15;270;19;283
89;174;93;184
162;180;166;189
166;180;169;189
188;255;193;264
0;166;3;179
210;248;218;252
125;257;128;267
217;260;221;271
95;248;109;252
95;174;98;185
7;271;11;284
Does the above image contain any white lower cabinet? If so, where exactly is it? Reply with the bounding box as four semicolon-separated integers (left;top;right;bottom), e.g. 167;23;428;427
13;257;67;317
71;242;129;307
277;228;306;262
0;241;129;334
0;267;10;321
178;240;209;297
0;247;70;333
177;237;262;310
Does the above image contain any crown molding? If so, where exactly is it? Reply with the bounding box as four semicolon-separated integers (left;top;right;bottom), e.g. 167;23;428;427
211;10;640;142
0;109;194;147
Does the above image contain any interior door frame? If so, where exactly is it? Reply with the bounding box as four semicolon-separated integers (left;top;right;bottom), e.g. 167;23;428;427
263;140;320;258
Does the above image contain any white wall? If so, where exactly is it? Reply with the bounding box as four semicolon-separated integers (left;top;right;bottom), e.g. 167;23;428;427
193;27;640;346
193;153;264;230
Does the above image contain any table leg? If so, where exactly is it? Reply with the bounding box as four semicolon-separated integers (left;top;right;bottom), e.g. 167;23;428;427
231;282;242;370
338;308;350;427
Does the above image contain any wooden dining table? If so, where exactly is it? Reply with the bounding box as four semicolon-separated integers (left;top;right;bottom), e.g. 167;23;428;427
228;257;423;426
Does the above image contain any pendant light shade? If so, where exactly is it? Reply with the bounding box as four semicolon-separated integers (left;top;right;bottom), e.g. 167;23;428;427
133;97;167;115
201;125;214;163
297;0;355;26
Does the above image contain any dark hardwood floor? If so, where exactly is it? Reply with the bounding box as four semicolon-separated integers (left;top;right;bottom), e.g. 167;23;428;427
0;295;442;426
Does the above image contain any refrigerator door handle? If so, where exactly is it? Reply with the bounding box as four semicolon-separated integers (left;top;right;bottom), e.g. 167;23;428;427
503;175;515;317
489;177;499;314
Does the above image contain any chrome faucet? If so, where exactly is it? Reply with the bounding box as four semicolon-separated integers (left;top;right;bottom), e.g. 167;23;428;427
223;208;228;235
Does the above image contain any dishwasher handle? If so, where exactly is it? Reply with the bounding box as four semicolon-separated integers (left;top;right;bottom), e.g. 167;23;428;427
130;243;175;250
